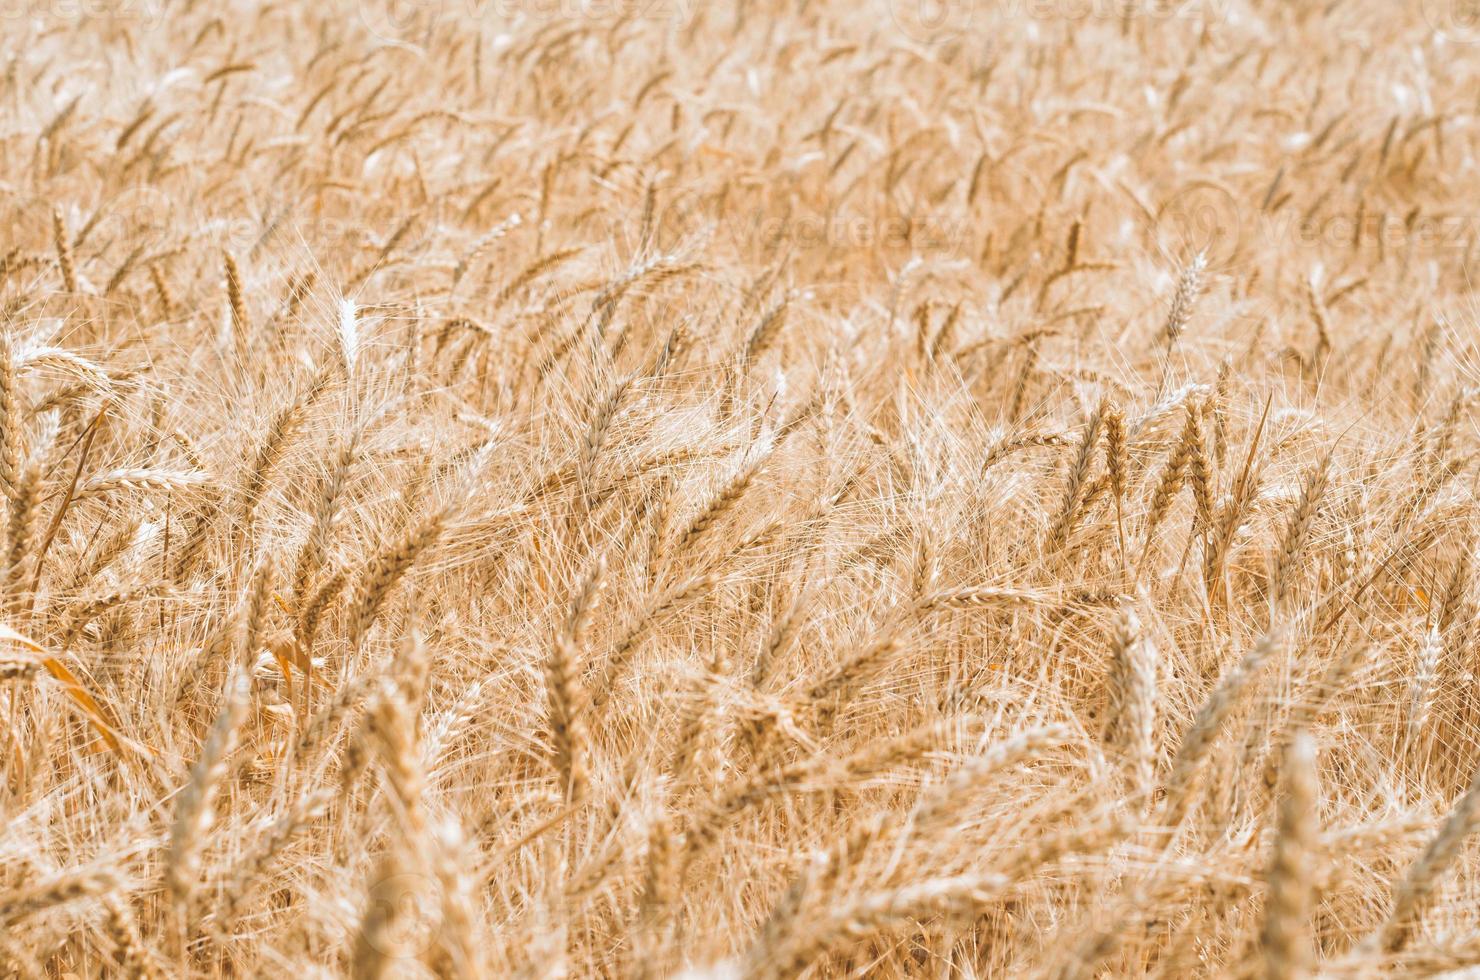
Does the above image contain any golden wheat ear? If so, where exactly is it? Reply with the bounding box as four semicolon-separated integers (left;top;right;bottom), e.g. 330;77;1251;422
1261;728;1319;979
544;558;604;805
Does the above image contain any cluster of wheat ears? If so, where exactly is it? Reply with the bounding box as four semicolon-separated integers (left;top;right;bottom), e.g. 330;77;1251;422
5;0;1480;977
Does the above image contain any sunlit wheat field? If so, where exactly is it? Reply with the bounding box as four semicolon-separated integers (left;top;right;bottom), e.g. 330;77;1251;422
5;0;1480;976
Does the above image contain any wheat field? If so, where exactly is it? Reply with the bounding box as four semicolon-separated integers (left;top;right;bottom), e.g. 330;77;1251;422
6;0;1480;976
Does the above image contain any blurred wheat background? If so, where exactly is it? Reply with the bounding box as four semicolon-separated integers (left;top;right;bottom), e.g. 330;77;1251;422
5;0;1480;976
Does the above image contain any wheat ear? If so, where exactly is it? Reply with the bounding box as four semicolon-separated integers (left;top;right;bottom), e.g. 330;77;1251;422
52;206;77;293
1373;762;1480;953
544;558;604;804
1263;730;1319;980
166;666;250;927
1163;631;1281;826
